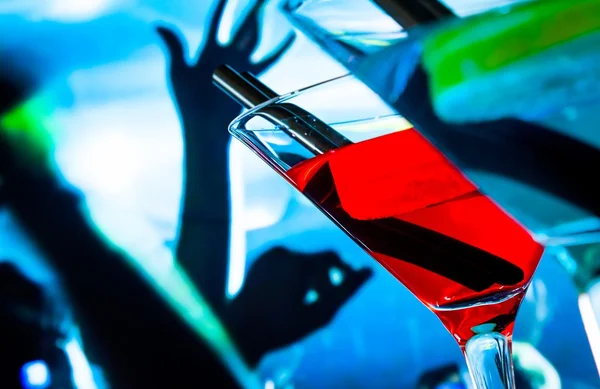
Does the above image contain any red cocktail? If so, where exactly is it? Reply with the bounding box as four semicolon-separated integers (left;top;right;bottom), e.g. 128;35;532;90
225;74;544;388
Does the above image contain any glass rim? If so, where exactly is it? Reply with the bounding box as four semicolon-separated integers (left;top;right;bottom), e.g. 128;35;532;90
279;0;405;27
228;74;408;133
229;73;350;129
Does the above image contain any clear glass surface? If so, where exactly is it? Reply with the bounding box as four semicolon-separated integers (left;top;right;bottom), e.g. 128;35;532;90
283;0;600;243
283;0;600;374
228;75;547;389
282;0;531;71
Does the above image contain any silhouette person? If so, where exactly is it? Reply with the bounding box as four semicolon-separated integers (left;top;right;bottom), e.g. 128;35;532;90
1;71;244;388
156;0;372;367
0;27;369;388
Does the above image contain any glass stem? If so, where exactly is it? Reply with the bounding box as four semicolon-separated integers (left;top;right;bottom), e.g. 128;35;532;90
578;279;600;376
464;332;515;389
552;244;600;375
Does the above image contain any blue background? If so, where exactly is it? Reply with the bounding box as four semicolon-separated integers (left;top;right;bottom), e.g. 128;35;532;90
1;0;599;387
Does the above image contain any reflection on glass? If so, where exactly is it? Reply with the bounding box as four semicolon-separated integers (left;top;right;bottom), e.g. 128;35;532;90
283;0;406;57
224;73;545;389
282;0;529;71
284;0;600;375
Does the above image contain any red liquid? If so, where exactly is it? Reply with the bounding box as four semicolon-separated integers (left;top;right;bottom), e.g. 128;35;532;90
285;129;544;345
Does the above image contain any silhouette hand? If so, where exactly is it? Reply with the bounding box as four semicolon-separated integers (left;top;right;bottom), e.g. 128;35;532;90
156;0;297;315
225;247;372;366
199;0;296;75
156;0;295;136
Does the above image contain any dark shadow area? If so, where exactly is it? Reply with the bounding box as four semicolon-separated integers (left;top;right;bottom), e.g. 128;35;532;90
0;0;372;387
1;48;242;389
158;0;372;368
0;262;72;389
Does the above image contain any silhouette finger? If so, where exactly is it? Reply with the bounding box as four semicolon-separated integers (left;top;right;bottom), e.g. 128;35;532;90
347;268;373;291
231;0;273;55
206;0;229;45
237;0;268;33
232;26;259;54
251;33;296;74
156;26;186;70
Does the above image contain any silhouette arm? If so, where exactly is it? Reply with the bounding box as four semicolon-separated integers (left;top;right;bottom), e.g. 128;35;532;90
157;10;234;312
157;0;296;317
0;138;241;389
176;109;232;314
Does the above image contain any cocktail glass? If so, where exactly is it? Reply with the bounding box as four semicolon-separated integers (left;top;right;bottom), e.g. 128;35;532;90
283;0;600;374
217;70;544;389
281;0;529;72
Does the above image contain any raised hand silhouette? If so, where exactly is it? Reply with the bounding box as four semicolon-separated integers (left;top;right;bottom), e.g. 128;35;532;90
156;0;372;367
157;0;295;144
225;247;373;366
156;0;295;312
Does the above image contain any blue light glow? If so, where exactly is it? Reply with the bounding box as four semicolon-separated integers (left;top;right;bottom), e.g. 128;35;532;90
21;361;51;389
436;384;465;389
264;379;275;389
304;289;319;305
328;267;344;286
64;335;99;389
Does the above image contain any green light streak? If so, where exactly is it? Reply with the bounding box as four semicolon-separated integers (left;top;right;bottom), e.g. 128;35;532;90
1;96;261;389
100;231;261;389
1;95;57;168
